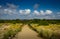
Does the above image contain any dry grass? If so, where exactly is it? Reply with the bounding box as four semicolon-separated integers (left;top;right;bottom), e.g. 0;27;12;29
31;24;60;39
0;23;23;39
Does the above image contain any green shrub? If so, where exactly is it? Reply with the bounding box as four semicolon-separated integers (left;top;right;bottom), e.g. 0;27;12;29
38;30;60;39
3;30;16;39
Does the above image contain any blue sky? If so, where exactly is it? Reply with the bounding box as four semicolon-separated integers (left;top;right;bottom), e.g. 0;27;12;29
0;0;60;19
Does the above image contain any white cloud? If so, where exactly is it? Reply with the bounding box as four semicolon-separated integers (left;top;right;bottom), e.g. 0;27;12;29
34;4;39;10
19;9;31;15
0;5;2;8
40;10;45;15
4;9;9;14
7;3;18;9
33;10;53;16
0;9;4;14
56;12;60;17
45;10;52;14
0;3;19;15
4;9;14;15
0;4;57;19
25;9;31;14
4;8;18;15
57;12;60;15
33;10;40;15
19;10;24;14
4;9;12;13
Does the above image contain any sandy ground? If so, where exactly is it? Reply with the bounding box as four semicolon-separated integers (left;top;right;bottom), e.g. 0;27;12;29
13;25;42;39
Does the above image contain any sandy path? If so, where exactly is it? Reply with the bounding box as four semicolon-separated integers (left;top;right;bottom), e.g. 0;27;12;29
13;25;42;39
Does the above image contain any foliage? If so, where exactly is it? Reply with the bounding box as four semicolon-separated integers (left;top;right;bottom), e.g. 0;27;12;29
0;19;60;25
0;23;22;39
30;24;60;39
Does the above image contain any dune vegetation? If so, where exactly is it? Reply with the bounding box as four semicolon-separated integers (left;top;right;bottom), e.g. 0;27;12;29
29;24;60;39
0;23;23;39
0;19;60;39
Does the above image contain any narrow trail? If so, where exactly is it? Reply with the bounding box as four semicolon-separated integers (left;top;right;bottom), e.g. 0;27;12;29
13;25;42;39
